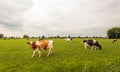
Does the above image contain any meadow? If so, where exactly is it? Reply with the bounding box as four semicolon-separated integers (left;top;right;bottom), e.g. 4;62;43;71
0;38;120;72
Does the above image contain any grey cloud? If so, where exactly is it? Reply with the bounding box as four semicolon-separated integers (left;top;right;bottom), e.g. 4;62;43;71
1;0;120;37
95;0;120;16
0;0;33;29
0;20;23;29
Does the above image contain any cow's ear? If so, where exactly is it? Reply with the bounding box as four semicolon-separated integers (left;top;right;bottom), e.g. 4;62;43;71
83;40;87;42
27;42;30;44
83;40;86;42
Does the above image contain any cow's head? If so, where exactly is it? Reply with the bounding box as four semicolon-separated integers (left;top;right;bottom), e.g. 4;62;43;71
93;41;102;50
27;41;37;49
83;40;87;43
98;45;102;50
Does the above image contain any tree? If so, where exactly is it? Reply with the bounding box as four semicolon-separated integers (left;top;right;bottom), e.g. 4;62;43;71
107;27;120;38
57;35;60;38
23;34;29;38
78;36;81;38
0;34;4;38
41;35;45;39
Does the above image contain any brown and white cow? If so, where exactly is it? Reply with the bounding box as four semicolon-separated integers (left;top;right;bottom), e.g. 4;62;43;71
27;40;54;58
112;38;117;44
65;38;72;42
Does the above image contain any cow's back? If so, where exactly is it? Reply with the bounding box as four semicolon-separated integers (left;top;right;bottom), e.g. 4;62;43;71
48;40;54;46
87;40;93;46
40;40;48;49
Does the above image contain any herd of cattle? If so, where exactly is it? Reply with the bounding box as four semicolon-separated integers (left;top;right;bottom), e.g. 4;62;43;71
27;38;118;58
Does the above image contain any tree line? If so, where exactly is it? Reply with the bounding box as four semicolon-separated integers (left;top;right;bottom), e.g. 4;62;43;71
0;27;120;39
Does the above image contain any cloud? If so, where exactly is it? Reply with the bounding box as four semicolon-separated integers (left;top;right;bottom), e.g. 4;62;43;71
0;0;33;29
0;0;120;37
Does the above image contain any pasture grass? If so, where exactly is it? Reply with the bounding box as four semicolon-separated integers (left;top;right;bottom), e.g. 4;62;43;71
0;38;120;72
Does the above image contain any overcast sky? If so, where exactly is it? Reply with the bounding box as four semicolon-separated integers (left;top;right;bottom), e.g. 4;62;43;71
0;0;120;37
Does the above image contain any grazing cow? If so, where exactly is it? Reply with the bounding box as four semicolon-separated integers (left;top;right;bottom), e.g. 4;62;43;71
65;38;72;42
83;39;102;50
27;40;54;58
112;39;117;44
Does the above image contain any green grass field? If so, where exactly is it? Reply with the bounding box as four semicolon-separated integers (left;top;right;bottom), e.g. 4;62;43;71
0;38;120;72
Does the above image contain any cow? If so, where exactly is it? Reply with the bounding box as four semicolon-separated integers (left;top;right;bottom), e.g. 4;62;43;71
112;38;117;44
65;38;72;42
83;39;102;50
27;40;54;58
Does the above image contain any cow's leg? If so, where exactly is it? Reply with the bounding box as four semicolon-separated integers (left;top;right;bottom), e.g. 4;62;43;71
95;46;97;50
94;46;97;50
47;49;51;57
91;46;95;50
32;48;40;58
91;46;94;50
38;50;41;57
35;48;41;57
84;42;88;49
32;50;36;58
50;45;53;54
47;48;52;57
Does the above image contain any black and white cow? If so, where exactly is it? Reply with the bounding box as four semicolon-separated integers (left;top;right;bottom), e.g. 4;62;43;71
83;39;102;50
